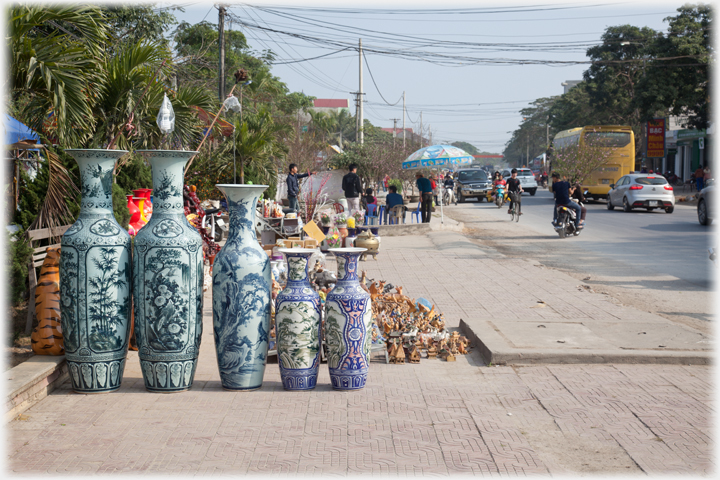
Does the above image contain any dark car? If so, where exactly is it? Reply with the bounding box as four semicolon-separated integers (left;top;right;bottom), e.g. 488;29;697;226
455;168;492;203
698;180;714;225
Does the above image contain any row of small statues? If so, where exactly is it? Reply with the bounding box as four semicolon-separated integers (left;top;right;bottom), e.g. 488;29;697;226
387;331;470;364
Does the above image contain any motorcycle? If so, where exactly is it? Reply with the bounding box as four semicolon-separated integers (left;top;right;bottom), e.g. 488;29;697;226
663;171;681;186
554;202;583;238
494;185;506;208
442;186;455;205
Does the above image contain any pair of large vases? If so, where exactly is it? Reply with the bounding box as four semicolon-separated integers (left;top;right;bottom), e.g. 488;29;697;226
276;247;372;391
60;150;203;393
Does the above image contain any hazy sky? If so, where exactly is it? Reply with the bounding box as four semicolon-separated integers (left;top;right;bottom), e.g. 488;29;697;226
160;0;681;153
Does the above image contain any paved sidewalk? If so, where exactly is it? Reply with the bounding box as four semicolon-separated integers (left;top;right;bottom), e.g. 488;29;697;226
6;228;714;475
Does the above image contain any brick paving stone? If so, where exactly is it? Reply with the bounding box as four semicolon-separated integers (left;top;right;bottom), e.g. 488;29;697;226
6;234;714;476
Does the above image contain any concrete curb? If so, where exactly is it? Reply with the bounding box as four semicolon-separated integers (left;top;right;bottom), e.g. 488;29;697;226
5;356;68;422
459;318;712;366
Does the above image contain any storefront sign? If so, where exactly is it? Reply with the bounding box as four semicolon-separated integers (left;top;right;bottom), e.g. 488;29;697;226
646;118;666;158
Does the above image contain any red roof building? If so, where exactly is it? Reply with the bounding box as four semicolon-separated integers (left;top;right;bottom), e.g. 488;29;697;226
313;99;349;109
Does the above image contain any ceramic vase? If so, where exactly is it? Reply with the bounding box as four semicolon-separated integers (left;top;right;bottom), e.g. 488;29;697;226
325;247;372;390
133;150;203;393
212;185;271;391
275;248;321;390
60;149;131;393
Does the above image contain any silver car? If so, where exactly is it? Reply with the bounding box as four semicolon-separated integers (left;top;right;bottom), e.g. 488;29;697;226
607;174;675;213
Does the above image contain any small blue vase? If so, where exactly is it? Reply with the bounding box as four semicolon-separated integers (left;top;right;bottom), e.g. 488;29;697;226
212;184;271;391
133;150;204;393
325;248;372;390
276;248;321;391
60;149;131;393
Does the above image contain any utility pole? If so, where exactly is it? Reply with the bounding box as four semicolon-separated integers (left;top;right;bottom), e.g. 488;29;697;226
358;38;364;144
402;91;406;148
420;111;423;148
526;132;529;167
218;5;226;102
390;118;399;147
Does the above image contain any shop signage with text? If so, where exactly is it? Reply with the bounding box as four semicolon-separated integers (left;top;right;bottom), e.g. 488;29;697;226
646;118;665;158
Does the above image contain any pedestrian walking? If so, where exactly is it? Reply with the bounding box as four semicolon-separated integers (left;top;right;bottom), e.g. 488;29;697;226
416;173;433;223
286;163;314;212
695;166;705;191
383;174;390;193
342;163;363;213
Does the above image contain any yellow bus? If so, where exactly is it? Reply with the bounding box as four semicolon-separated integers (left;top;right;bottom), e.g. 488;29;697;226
551;125;635;201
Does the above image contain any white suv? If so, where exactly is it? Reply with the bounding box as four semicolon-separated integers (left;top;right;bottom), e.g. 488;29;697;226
501;168;537;196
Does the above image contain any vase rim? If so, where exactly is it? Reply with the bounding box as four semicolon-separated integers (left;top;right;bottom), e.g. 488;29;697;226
216;184;270;188
64;148;128;154
329;247;367;254
135;149;198;154
278;248;316;255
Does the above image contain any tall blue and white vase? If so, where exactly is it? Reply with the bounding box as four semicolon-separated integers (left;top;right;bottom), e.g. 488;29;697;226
60;149;131;393
276;248;321;391
212;185;271;391
133;150;203;392
325;247;372;390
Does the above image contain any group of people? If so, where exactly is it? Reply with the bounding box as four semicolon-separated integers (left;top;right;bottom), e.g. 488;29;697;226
693;165;712;191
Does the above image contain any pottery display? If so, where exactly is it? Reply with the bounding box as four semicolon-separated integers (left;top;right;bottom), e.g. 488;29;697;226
275;248;322;390
133;150;203;393
212;184;271;391
325;247;372;390
60;149;131;393
31;247;64;355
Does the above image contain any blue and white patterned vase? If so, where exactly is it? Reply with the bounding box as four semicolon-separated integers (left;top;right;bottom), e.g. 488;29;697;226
60;149;131;393
212;185;271;391
325;247;372;390
132;150;203;393
276;248;321;391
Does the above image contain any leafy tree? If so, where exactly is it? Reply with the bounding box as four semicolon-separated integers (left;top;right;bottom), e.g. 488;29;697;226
504;97;557;167
7;231;35;305
104;4;179;51
450;141;479;155
635;4;711;129
550;133;618;184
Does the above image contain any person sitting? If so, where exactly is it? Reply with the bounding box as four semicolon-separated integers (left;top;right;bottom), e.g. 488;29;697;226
571;182;587;227
363;188;377;209
551;172;582;229
492;172;506;199
385;185;406;223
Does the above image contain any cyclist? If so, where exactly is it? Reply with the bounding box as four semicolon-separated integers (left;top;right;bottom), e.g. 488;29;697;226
506;168;523;215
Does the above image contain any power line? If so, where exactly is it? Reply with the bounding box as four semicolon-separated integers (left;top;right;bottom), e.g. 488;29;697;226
362;51;402;106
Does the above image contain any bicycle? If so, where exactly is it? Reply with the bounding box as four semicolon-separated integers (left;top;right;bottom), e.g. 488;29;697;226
509;191;521;222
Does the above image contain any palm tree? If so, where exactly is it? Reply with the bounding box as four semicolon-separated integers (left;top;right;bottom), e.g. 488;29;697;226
10;4;107;145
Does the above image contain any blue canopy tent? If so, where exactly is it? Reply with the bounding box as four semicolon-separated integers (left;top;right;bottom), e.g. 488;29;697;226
3;114;40;145
402;145;474;223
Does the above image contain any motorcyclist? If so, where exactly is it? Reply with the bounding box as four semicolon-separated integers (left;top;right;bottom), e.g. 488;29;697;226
551;172;582;229
506;168;523;215
491;171;506;200
443;174;455;204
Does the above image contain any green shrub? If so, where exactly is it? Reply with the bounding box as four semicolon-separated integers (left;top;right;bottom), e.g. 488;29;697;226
112;183;131;229
7;230;34;305
388;179;403;193
116;153;152;193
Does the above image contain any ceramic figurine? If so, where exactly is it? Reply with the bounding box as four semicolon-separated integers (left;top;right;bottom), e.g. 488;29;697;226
212;185;271;391
325;248;372;390
275;248;322;390
60;149;131;393
133;150;203;393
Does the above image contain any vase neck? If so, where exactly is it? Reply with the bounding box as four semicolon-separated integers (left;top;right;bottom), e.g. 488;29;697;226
334;252;361;283
137;151;196;215
285;253;312;287
67;150;127;216
217;185;268;242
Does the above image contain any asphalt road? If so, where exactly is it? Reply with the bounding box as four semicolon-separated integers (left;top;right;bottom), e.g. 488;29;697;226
442;188;715;333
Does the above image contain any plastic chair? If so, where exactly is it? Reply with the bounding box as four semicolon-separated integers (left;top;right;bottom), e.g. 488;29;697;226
377;205;385;225
389;205;405;225
364;204;378;225
411;202;421;223
332;203;344;213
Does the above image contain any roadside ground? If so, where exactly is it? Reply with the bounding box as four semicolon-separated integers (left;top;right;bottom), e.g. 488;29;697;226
5;218;714;475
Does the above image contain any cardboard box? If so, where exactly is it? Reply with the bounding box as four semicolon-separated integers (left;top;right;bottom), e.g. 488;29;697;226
291;241;304;248
303;239;318;249
282;240;294;248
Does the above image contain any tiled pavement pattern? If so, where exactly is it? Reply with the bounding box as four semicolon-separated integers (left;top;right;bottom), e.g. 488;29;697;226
6;233;713;475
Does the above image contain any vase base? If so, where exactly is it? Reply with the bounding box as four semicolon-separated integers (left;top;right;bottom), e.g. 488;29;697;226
222;385;262;391
145;386;192;393
71;387;120;395
329;370;368;390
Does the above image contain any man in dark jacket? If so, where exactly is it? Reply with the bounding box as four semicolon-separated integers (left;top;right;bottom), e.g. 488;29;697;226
342;163;363;213
286;163;314;212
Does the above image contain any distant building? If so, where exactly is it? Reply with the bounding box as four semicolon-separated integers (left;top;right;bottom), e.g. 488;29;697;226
311;98;350;115
561;80;582;94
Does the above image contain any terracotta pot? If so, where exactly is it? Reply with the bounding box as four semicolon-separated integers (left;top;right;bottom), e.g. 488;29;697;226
338;226;348;242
